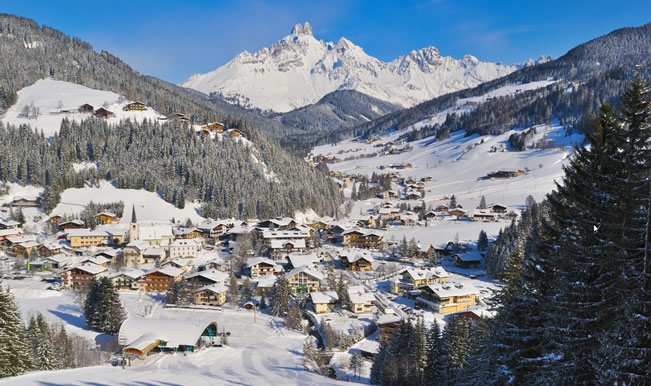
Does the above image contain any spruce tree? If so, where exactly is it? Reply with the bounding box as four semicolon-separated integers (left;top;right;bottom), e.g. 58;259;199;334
478;195;486;209
271;273;290;316
477;230;488;251
423;321;446;383
0;284;33;377
449;194;457;208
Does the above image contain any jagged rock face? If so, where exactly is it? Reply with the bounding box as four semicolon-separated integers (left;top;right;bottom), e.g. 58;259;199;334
182;22;523;113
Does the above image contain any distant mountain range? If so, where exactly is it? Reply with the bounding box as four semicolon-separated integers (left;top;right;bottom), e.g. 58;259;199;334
182;22;549;113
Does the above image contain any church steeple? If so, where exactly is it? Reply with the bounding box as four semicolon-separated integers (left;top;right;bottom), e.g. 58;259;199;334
131;205;137;224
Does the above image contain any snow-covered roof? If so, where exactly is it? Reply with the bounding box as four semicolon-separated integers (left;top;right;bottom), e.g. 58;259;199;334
64;263;107;275
17;241;39;248
262;229;310;239
144;266;183;278
246;257;278;268
81;256;110;265
143;247;165;256
95;249;119;257
310;291;338;304
125;240;150;251
286;265;324;281
118;318;218;353
111;269;144;280
97;211;117;218
6;235;35;244
347;286;375;304
185;269;228;283
456;254;482;262
170;239;199;247
355;338;380;355
0;228;23;237
269;239;306;249
0;220;20;227
253;274;278;288
377;315;401;325
44;254;70;264
472;209;497;216
163;258;188;268
287;253;319;268
426;283;478;298
193;283;228;294
139;224;173;240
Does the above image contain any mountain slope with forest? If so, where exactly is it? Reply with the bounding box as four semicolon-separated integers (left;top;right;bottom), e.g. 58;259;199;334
0;14;342;218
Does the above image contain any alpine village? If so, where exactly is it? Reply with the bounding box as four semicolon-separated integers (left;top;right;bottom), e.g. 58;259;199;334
0;7;648;386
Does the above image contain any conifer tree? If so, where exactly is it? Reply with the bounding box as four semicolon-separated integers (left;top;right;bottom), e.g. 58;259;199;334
239;278;255;305
449;194;457;208
423;321;446;383
0;284;33;377
478;195;486;209
35;313;55;371
477;230;488;251
271;273;290;316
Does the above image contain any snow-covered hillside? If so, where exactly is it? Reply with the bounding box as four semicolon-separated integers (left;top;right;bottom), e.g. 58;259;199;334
311;81;583;214
182;22;530;113
0;79;163;137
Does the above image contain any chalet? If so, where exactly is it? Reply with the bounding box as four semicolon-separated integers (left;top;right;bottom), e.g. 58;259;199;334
58;219;85;230
172;227;201;239
258;218;297;231
197;220;234;238
12;197;41;208
96;212;119;224
355;216;376;229
0;227;24;241
472;209;498;222
162;258;189;272
342;229;383;249
123;101;147;111
111;269;144;290
201;122;224;133
94;108;114;118
79;104;94;113
378;207;401;220
192;284;228;306
286;266;324;294
424;211;438;221
227;128;244;138
490;204;508;214
434;205;449;213
310;291;338;314
377;315;401;342
339;250;375;271
80;256;111;267
142;247;165;264
138;267;184;293
202;257;228;272
326;225;346;243
121;240;150;266
119;318;218;358
94;249;120;260
253;274;278;296
13;241;40;256
455;254;482;269
380;191;399;200
406;190;422;200
3;235;34;248
308;218;333;231
347;286;375;314
419;283;478;314
59;264;107;289
392;267;450;294
66;228;126;248
269;239;306;260
168;239;199;259
0;220;20;229
448;208;467;218
400;212;418;226
185;269;228;291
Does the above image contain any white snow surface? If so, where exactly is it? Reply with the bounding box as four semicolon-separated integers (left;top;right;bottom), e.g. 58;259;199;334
52;181;204;223
181;22;524;113
0;79;163;137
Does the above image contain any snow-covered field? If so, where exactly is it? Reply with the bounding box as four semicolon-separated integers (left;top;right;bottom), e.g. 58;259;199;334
0;79;163;137
52;181;204;224
2;276;343;385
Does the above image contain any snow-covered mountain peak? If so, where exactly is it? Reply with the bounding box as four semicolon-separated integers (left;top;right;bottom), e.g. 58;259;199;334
181;23;524;112
291;22;313;36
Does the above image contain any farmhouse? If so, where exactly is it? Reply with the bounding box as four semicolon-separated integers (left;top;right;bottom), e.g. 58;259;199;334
447;208;467;218
58;219;85;230
94;108;114;118
111;269;144;290
472;209;498;222
119;318;218;358
347;286;375;314
79;103;94;113
339;250;375;271
12;197;41;208
201;122;224;133
123;101;147;111
96;212;119;224
455;254;482;268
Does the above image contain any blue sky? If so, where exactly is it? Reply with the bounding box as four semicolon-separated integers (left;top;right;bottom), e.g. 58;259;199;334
3;0;650;83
